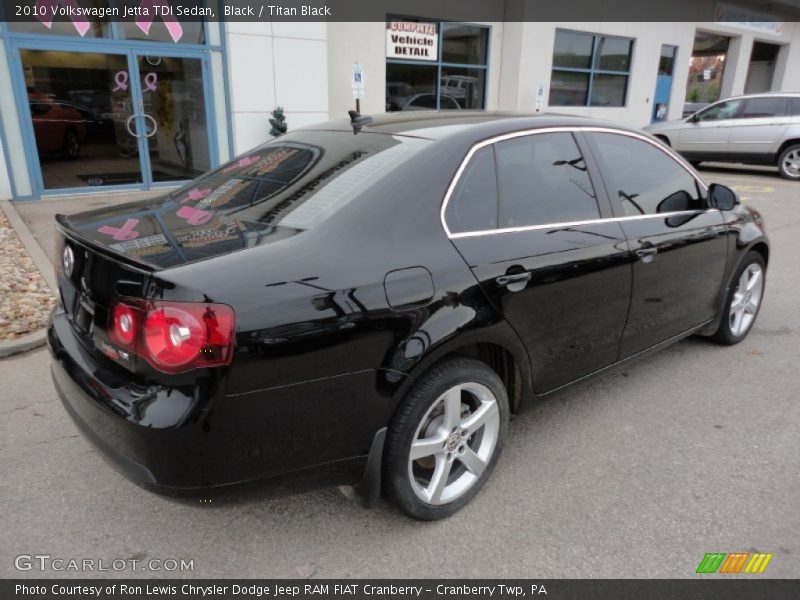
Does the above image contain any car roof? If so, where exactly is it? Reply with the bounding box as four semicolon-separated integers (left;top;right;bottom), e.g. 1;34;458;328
300;111;640;141
715;91;800;102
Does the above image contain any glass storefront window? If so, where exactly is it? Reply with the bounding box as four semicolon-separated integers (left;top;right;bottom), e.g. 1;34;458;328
441;23;488;65
8;0;112;38
550;29;633;107
117;21;206;45
386;63;437;111
440;66;485;110
137;55;211;181
386;18;489;112
593;36;632;71
590;74;628;106
20;49;212;191
21;49;142;190
552;30;594;69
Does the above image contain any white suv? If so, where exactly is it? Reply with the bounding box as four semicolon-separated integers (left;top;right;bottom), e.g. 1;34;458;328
644;93;800;180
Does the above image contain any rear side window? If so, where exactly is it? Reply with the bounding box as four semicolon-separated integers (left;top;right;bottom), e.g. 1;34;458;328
738;97;787;118
445;146;498;234
696;100;742;122
789;98;800;116
590;133;703;217
494;132;599;228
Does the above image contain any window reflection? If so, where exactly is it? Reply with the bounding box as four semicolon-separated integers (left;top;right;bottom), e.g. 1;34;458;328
590;133;703;218
21;49;141;189
71;132;431;268
494;133;599;228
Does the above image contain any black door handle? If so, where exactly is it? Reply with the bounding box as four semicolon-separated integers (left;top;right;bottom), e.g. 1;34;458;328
496;272;531;290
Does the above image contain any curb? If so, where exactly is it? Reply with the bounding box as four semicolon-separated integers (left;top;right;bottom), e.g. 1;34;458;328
0;198;55;358
0;329;47;358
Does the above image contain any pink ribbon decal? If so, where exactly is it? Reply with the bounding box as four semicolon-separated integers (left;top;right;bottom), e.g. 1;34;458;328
143;72;158;93
35;0;91;37
181;188;211;203
223;155;261;173
176;206;213;226
112;71;129;92
135;0;184;43
98;219;140;241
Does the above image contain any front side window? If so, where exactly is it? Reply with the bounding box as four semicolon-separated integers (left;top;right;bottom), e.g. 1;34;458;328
445;146;498;234
589;133;703;217
494;133;599;228
550;30;633;107
738;97;787;119
695;99;743;122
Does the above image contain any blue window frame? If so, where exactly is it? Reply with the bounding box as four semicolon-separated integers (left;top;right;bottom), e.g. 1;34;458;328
0;4;233;200
549;29;634;107
386;18;490;112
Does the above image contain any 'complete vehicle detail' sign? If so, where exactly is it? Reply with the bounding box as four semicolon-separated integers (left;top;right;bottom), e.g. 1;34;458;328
386;21;439;61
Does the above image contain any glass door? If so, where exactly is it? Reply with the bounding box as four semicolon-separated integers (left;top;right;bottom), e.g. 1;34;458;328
19;49;145;190
134;54;211;184
16;47;215;194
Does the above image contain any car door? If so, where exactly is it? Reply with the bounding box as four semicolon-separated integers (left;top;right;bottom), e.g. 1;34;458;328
726;96;791;160
676;98;744;159
585;131;729;358
444;131;632;392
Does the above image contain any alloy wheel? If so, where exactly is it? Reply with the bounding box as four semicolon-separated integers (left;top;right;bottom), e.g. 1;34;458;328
408;382;500;506
782;149;800;178
729;263;764;337
65;131;79;159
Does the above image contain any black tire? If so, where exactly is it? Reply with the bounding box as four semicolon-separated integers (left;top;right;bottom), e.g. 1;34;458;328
710;251;766;345
777;143;800;181
383;357;509;520
63;129;80;160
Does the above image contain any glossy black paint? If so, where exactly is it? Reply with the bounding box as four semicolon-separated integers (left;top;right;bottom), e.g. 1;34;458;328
48;112;769;497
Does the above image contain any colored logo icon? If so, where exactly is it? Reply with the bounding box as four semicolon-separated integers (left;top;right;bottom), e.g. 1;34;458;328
696;552;773;574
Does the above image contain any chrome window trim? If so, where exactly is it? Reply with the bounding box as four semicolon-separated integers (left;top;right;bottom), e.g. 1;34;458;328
440;126;709;239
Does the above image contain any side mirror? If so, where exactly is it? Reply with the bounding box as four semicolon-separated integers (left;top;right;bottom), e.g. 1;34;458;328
708;183;739;211
688;113;699;123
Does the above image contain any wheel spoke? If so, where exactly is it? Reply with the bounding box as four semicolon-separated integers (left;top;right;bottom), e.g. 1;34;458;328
730;292;744;312
460;400;498;436
745;299;758;315
746;269;761;292
442;386;462;430
410;434;446;460
426;455;452;504
731;307;744;335
458;447;487;476
739;271;750;293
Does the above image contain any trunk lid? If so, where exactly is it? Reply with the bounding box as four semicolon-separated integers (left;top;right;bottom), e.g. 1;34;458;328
55;225;151;370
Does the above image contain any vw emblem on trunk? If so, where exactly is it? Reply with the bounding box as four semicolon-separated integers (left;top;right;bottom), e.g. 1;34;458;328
63;246;75;277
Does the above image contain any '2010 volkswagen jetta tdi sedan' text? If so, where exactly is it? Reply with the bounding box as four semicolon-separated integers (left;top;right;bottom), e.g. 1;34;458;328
49;112;769;520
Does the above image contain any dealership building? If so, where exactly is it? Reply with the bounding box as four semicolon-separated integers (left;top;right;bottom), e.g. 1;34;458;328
1;0;799;201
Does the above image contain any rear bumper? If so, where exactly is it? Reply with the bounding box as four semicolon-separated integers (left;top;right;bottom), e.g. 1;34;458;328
48;311;377;494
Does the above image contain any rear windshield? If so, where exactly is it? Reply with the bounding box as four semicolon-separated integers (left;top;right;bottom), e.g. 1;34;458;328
65;131;430;269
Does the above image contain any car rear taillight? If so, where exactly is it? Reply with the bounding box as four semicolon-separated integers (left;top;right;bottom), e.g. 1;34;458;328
106;300;235;373
110;303;138;347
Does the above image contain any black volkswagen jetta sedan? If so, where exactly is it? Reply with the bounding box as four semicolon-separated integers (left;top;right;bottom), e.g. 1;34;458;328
49;112;769;520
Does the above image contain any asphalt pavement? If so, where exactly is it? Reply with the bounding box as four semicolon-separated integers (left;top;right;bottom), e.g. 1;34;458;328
1;165;798;579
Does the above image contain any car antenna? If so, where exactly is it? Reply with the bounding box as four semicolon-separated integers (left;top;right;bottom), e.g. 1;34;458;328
348;110;373;134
